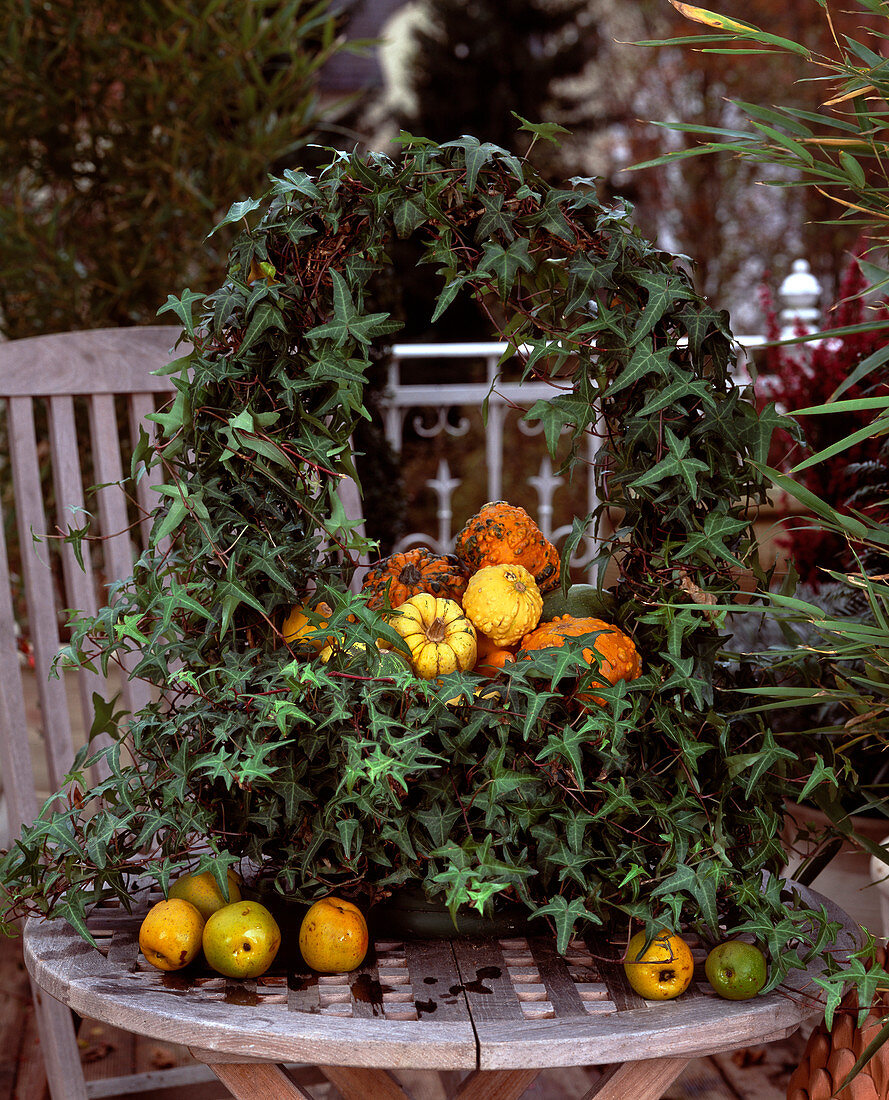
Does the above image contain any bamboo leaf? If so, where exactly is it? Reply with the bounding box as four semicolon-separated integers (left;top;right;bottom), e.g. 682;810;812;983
666;2;811;55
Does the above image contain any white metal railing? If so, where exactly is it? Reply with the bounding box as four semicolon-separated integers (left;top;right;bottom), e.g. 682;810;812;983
383;342;598;568
373;258;824;569
380;334;769;572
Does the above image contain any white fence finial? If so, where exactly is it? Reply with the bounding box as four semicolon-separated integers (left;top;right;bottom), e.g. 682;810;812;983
779;259;821;347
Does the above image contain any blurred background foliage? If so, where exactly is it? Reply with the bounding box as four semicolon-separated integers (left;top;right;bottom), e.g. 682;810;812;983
2;0;884;340
0;0;360;339
755;252;889;586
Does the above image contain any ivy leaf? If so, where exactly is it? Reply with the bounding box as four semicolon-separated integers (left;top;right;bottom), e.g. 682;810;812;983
479;237;535;298
652;863;720;936
604;343;675;400
273;168;324;203
432;273;479;324
394;196;427;238
726;728;797;797
528;191;576;241
530;894;601;955
441;135;510;191
511;112;570;147
239;302;286;355
638;374;716;418
630;272;695;346
307;270;400;346
414;803;464;847
558;515;594;592
523;395;590;457
630;427;710;499
475;192;515;241
156;289;205;340
216;560;271;639
206;197;264;238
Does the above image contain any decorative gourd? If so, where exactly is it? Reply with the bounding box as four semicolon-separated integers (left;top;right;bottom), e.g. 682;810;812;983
461;563;543;647
361;547;468;609
476;647;516;677
519;615;641;702
475;630;517;660
540;584;616;623
454;501;560;592
282;602;334;652
389;594;477;680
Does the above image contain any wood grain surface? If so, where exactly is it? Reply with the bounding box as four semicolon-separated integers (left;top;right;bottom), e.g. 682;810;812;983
23;880;858;1080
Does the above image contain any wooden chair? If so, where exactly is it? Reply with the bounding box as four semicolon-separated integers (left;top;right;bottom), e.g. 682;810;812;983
0;325;210;1099
0;324;371;1098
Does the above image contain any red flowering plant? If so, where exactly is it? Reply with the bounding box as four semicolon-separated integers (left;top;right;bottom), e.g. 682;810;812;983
755;249;889;585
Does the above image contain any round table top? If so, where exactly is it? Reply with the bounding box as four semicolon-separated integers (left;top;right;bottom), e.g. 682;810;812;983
24;881;859;1073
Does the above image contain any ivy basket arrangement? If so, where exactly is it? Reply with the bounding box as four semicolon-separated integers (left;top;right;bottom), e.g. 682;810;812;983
0;133;868;1008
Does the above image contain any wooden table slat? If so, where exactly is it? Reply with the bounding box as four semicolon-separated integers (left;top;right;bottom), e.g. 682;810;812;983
23;880;862;1084
451;939;525;1024
405;937;474;1023
526;936;589;1019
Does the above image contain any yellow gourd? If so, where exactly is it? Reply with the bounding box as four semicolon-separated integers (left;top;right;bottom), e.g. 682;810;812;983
389;594;477;680
461;563;543;647
282;602;334;652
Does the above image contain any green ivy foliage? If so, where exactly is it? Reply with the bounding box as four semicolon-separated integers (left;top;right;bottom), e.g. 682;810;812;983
0;135;843;984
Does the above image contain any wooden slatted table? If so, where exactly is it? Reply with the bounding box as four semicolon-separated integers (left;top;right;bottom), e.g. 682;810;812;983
24;882;858;1100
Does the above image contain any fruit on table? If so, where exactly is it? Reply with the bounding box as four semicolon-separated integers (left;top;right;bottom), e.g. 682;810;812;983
540;583;616;623
462;563;543;647
623;929;694;1000
361;547;468;609
169;868;242;921
389;593;477;679
138;898;205;972
705;940;767;1000
282;602;333;651
202;900;281;979
454;501;560;592
519;614;641;702
299;896;369;973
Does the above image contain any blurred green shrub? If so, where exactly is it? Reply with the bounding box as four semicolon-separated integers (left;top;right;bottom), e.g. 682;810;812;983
0;0;357;338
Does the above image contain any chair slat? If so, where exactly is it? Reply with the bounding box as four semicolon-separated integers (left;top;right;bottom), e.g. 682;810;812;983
127;392;159;554
87;394;151;719
0;328;196;1100
47;395;103;746
7;397;76;794
0;492;38;834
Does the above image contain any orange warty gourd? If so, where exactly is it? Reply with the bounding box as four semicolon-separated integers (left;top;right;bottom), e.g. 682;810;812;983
519;615;642;702
361;547;468;609
474;630;517;676
454;501;560;592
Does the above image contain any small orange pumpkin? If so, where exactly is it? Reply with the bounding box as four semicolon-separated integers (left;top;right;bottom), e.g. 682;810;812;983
519;615;641;702
475;630;517;660
361;547;468;610
476;647;515;677
454;501;560;592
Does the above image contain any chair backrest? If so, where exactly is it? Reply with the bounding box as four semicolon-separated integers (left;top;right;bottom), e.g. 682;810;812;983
0;326;181;843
